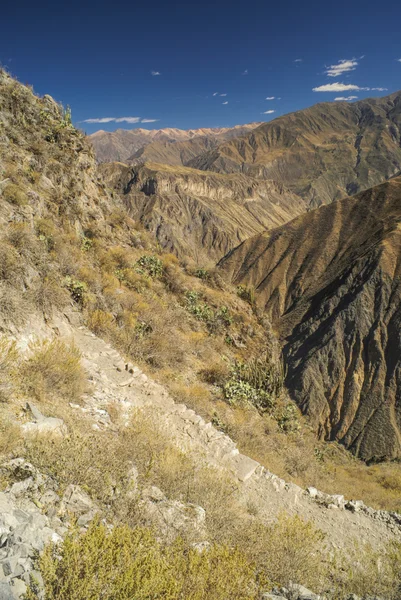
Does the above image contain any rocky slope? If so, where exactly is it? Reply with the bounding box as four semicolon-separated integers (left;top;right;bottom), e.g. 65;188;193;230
99;161;307;262
191;92;401;208
90;123;262;164
220;176;401;461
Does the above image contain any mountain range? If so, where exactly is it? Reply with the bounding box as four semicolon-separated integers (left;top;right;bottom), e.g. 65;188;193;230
91;91;401;461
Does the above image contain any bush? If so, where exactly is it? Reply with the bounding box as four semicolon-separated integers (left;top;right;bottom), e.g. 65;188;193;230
3;183;28;206
0;420;21;458
0;338;19;402
330;540;401;599
64;275;87;305
21;339;86;402
135;254;164;278
26;520;259;600
223;354;284;412
185;291;232;333
237;285;256;308
0;241;24;283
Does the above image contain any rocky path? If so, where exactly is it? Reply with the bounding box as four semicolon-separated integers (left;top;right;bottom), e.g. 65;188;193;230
55;321;401;552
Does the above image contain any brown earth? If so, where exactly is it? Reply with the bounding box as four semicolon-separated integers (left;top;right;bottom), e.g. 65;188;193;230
191;92;401;208
89;123;262;164
220;176;401;461
99;161;307;262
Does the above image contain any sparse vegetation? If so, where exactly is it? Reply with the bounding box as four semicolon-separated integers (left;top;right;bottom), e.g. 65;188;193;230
2;69;401;600
223;353;284;412
26;520;260;600
21;339;86;403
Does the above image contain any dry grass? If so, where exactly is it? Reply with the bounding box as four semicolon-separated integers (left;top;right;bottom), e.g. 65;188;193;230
21;339;86;403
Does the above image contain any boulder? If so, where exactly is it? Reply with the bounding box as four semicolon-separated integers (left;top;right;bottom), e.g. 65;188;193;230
22;403;66;437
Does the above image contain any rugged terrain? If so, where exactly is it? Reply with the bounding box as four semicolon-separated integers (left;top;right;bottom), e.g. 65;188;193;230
99;161;307;262
1;69;401;598
90;123;262;164
220;176;401;461
191;93;401;208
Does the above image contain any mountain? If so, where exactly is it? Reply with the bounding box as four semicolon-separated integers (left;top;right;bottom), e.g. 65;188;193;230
220;176;401;461
89;123;262;164
190;92;401;209
99;161;307;262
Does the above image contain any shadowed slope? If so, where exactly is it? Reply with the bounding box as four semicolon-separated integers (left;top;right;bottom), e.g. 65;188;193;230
220;177;401;460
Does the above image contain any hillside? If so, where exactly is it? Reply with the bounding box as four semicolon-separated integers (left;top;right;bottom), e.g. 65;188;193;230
90;122;262;164
99;161;307;262
2;69;401;599
220;176;401;461
191;92;401;208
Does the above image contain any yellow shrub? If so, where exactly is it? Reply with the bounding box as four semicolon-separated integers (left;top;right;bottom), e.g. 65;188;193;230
0;338;19;402
26;520;259;600
21;339;86;402
87;309;115;336
3;183;28;206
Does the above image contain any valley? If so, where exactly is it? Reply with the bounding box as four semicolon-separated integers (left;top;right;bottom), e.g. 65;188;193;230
1;68;401;599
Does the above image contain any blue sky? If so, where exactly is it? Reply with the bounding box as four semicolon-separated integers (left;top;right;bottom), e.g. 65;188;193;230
2;0;401;133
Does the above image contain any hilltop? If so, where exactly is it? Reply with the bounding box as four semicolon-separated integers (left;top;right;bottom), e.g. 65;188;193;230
89;122;263;164
191;92;401;207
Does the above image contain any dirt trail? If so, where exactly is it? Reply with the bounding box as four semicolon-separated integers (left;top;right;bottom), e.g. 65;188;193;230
50;318;401;552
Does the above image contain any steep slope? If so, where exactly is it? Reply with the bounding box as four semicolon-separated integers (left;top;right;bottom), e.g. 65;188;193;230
90;123;262;164
220;176;401;461
191;92;401;208
99;161;307;262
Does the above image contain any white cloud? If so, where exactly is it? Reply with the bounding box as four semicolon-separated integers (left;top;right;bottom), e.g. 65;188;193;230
151;71;160;76
222;101;228;105
262;110;275;114
115;117;142;123
81;117;157;124
334;95;358;101
82;117;116;123
325;58;359;77
242;69;248;75
220;93;227;96
212;92;219;96
313;82;388;93
266;96;275;100
294;58;303;63
397;59;401;63
313;82;362;92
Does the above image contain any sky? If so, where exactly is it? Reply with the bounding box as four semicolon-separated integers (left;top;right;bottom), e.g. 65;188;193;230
1;0;401;133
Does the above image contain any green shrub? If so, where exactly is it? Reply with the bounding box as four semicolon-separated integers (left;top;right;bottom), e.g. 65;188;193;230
223;354;284;412
64;276;87;305
21;339;86;402
26;520;259;600
237;285;256;307
3;183;28;206
195;268;210;281
135;254;164;278
185;292;232;333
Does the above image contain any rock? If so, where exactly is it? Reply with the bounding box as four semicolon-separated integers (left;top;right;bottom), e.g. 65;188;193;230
306;487;319;498
140;487;206;543
0;583;14;600
10;578;27;599
141;486;166;503
22;403;66;436
329;494;345;509
345;500;365;513
61;485;95;516
289;583;320;600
